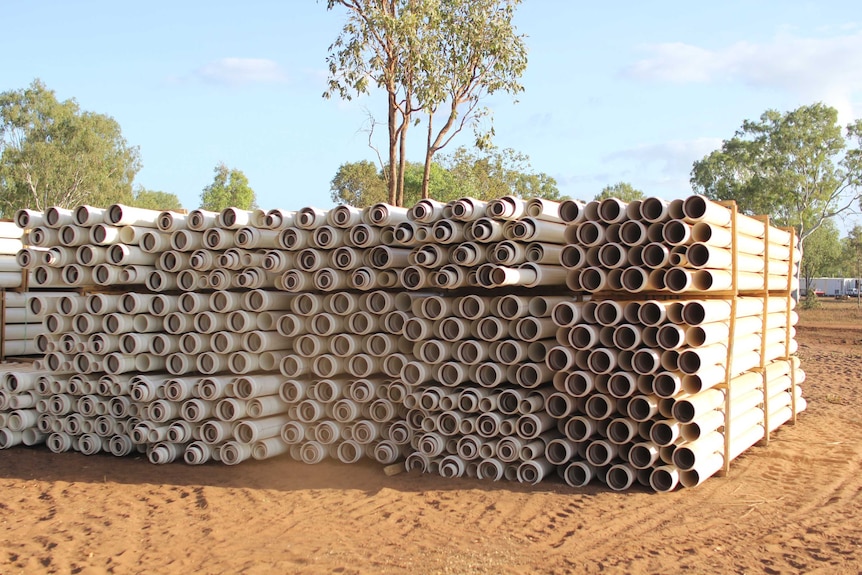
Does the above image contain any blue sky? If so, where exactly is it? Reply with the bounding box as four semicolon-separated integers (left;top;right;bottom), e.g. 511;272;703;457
2;1;861;227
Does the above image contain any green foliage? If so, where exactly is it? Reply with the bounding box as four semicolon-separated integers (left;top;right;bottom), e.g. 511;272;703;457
594;182;645;203
324;0;397;102
330;160;449;208
402;161;460;205
330;146;563;208
330;160;388;207
200;163;257;211
690;103;862;246
800;219;843;290
0;79;141;217
841;225;862;279
130;187;184;212
440;146;562;201
800;291;821;310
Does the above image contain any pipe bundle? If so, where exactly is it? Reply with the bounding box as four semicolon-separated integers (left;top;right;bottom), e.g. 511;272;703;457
1;292;51;357
1;220;29;355
1;221;27;289
0;364;49;449
0;195;804;491
2;216;73;360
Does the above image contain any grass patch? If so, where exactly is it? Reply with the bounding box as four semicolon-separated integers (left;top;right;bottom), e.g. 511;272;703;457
797;299;862;325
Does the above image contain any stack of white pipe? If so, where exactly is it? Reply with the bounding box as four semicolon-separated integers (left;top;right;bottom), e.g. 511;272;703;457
0;364;51;449
0;195;804;492
2;293;51;356
558;195;800;295
14;285;412;467
13;204;168;290
546;296;804;491
2;216;73;358
1;221;27;288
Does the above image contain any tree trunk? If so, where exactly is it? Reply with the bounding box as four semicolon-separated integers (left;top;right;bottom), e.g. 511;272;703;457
387;89;398;206
421;114;434;199
795;228;805;303
421;150;433;200
397;113;408;207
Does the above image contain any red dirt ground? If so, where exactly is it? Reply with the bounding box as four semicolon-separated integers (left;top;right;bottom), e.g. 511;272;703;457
1;306;860;574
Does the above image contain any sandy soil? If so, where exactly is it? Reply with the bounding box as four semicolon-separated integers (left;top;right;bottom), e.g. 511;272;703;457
1;316;861;574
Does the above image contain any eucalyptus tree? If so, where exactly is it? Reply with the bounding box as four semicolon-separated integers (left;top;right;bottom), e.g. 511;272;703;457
0;79;141;217
412;0;527;199
131;188;184;211
594;182;645;203
330;159;389;207
325;0;527;205
798;219;842;293
690;103;862;249
200;163;257;211
325;0;419;206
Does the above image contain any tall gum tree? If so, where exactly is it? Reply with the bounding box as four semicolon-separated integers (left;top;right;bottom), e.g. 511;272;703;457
799;219;843;293
413;0;527;199
325;1;420;206
324;0;527;205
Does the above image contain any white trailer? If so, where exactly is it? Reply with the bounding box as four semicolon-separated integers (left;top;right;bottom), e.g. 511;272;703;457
802;277;861;297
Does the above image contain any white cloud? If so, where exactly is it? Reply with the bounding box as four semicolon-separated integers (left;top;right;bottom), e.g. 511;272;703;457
574;138;724;198
626;30;862;121
551;138;724;200
627;43;719;83
604;137;723;176
194;58;288;86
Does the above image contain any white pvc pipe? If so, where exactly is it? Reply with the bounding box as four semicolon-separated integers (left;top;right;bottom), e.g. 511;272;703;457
106;204;161;227
157;210;187;233
200;420;235;444
263;208;295;229
235;414;291;444
14;247;44;269
220;441;253;465
197;350;230;375
677;423;767;488
14;209;44;229
298;441;328;464
237;226;281;249
216;206;253;229
43;206;76;228
682;296;792;325
685;312;795;347
188;248;217;271
145;269;178;291
228;350;262;374
249;437;289;461
184;441;217;465
673;359;798;422
170;229;205;252
28;226;60;247
683;195;793;243
58;224;93;248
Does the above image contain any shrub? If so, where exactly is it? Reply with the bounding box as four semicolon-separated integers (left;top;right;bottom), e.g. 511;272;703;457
801;291;822;310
